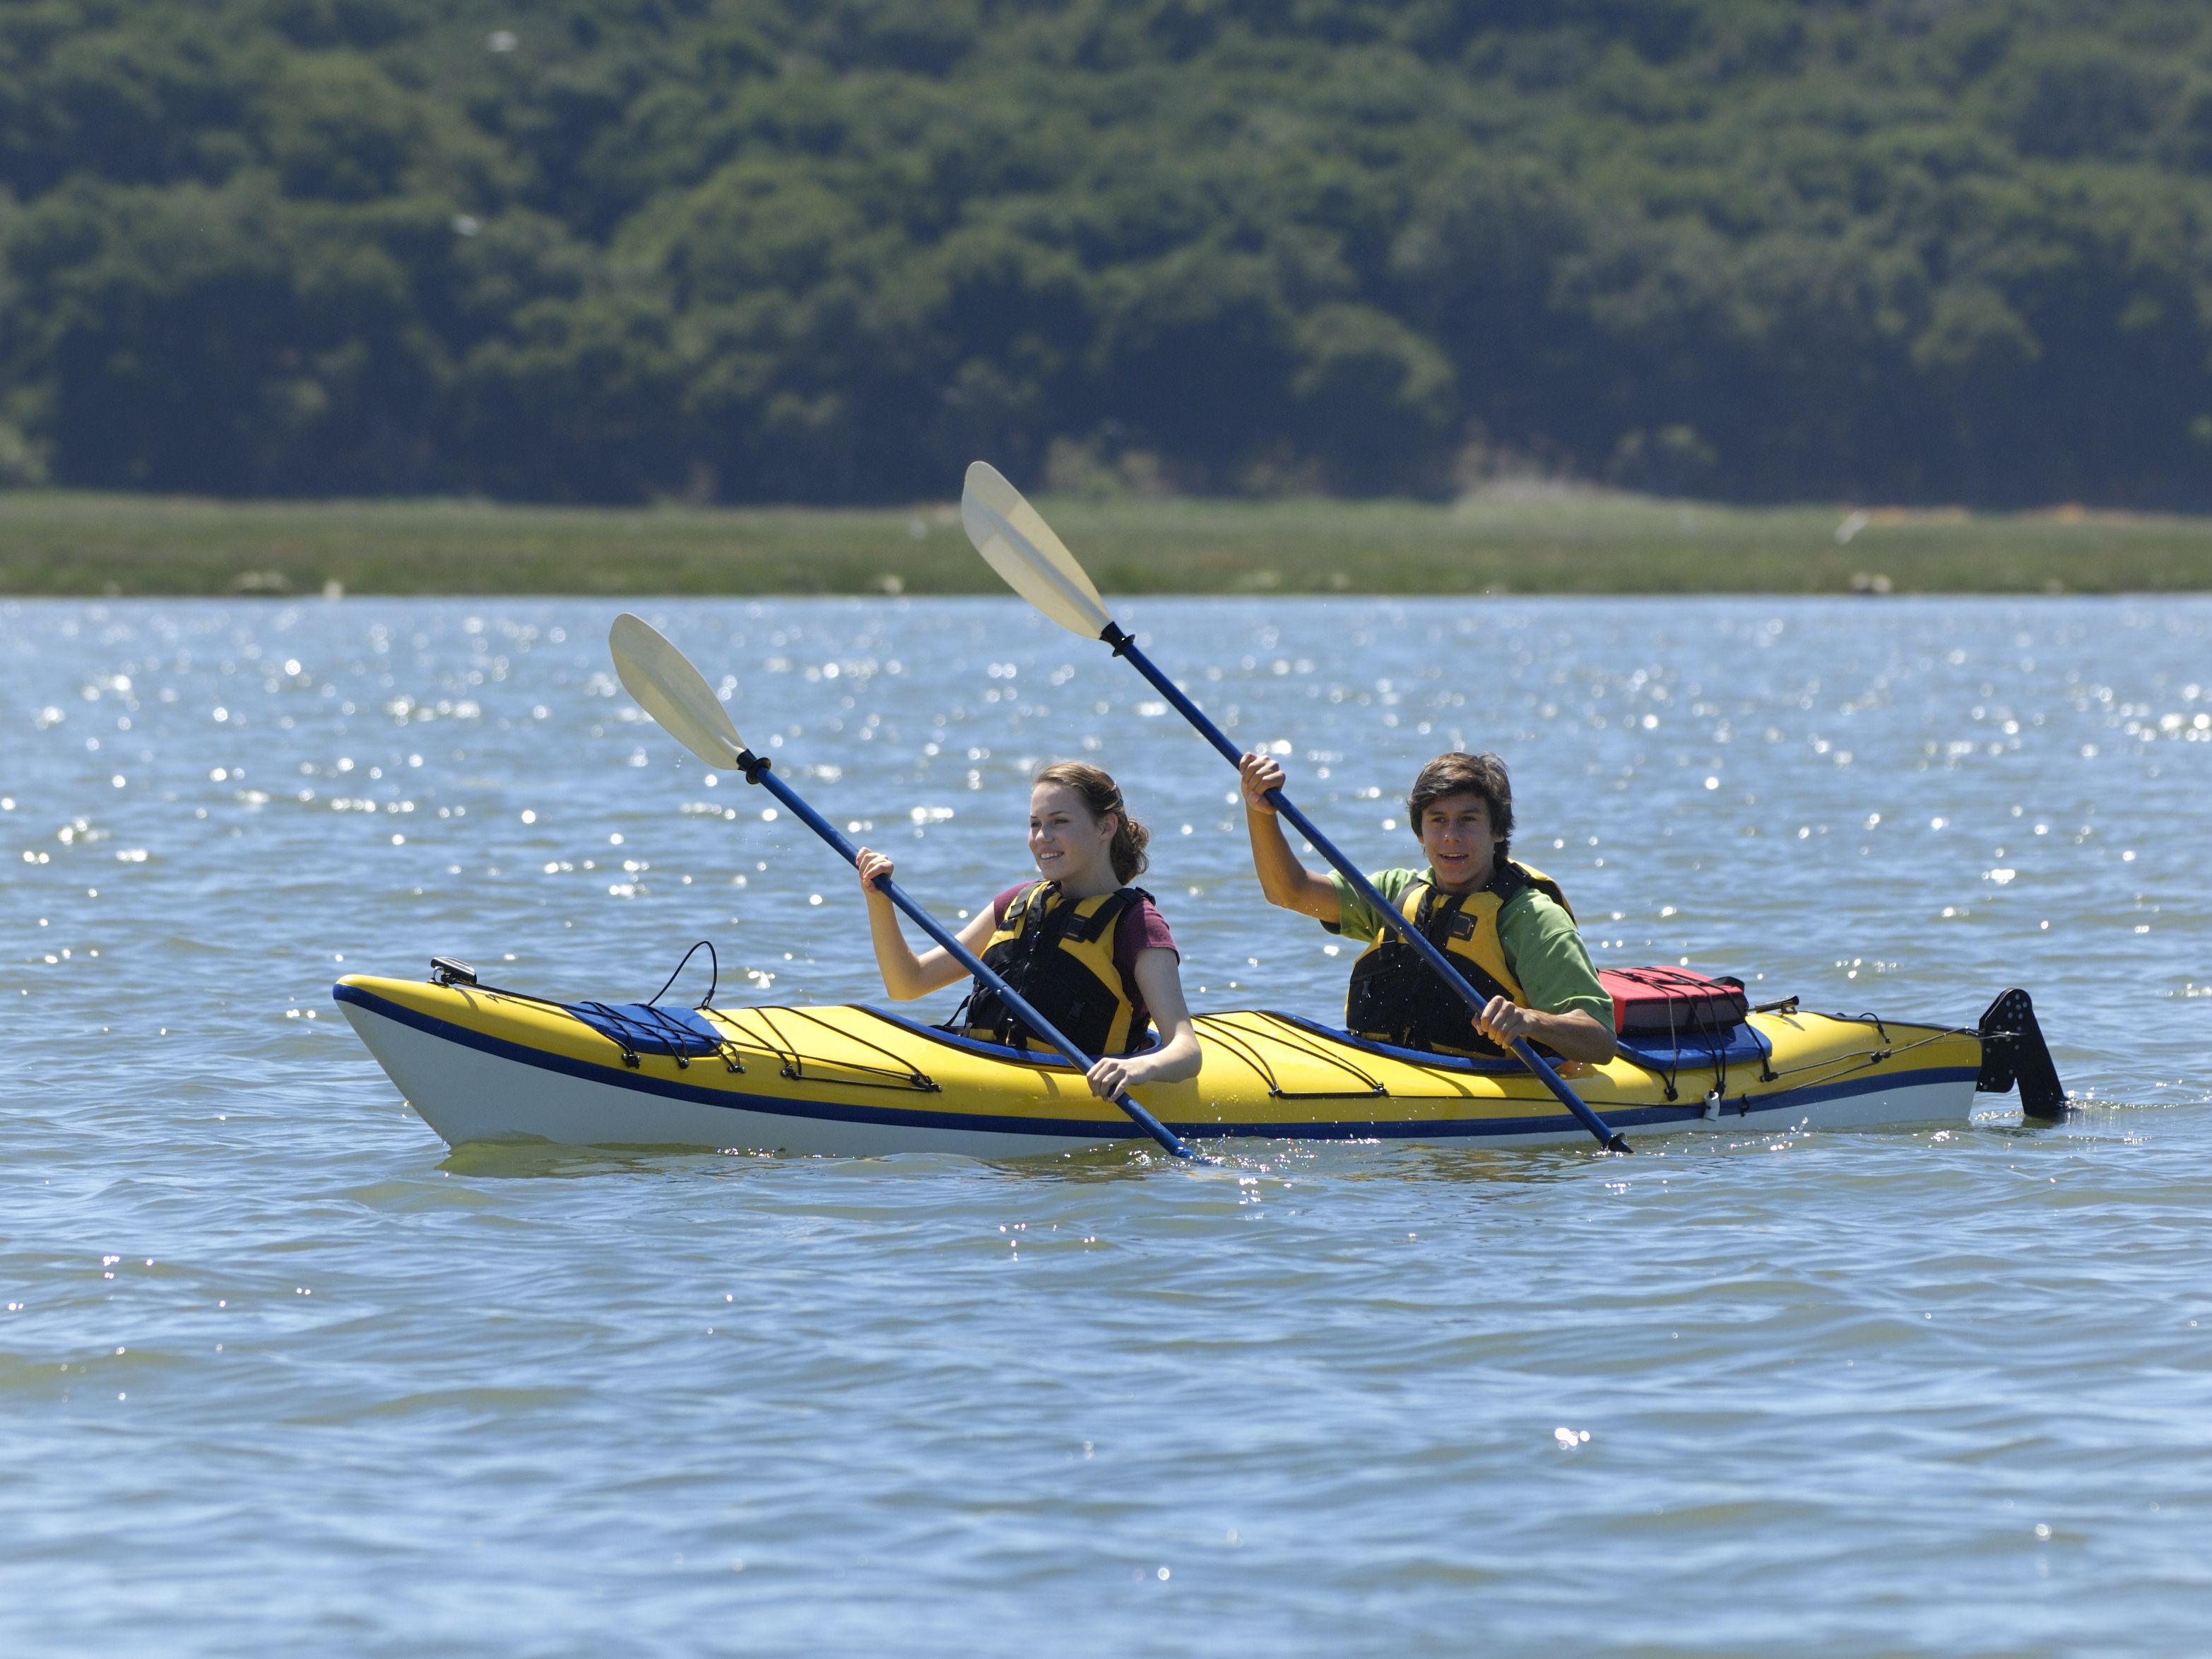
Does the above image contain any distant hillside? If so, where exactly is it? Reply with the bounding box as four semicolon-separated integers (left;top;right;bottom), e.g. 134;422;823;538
3;1;2210;507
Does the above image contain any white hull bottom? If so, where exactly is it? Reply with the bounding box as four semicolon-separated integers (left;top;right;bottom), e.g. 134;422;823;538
342;1001;1982;1158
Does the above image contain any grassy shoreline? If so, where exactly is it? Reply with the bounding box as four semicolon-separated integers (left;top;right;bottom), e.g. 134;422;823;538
4;490;2211;597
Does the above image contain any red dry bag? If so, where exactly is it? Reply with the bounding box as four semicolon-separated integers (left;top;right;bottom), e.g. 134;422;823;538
1597;967;1751;1036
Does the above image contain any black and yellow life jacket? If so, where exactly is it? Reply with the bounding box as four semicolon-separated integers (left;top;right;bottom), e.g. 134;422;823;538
1344;860;1572;1058
957;880;1153;1057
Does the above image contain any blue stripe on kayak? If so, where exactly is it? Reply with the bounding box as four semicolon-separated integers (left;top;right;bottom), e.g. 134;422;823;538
332;981;1979;1143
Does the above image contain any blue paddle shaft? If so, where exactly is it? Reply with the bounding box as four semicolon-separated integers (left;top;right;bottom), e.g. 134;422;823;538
1099;627;1629;1153
738;755;1193;1159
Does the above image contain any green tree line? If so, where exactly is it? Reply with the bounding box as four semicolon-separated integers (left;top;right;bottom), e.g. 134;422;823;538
3;0;2211;505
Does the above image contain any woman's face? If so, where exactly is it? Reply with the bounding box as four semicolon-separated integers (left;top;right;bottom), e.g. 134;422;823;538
1029;781;1116;881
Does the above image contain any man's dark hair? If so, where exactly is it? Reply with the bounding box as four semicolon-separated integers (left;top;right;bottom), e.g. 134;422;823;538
1407;752;1513;856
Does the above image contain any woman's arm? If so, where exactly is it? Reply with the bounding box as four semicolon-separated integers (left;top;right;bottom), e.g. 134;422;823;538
1238;752;1340;923
855;847;998;1000
1082;946;1202;1099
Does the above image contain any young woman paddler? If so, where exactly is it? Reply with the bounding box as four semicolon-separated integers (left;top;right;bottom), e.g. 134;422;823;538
854;762;1202;1101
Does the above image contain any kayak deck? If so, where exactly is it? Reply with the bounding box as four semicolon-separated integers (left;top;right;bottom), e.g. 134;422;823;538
335;973;1990;1155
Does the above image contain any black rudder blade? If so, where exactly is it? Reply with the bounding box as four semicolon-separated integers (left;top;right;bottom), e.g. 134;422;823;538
1977;988;2066;1119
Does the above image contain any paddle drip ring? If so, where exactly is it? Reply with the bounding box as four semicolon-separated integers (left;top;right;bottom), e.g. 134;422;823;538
733;749;773;783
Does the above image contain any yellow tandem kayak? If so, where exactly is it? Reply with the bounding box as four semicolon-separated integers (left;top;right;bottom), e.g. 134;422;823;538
334;968;2059;1156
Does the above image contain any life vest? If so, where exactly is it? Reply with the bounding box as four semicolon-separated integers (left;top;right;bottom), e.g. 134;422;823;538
957;881;1153;1057
1344;861;1573;1058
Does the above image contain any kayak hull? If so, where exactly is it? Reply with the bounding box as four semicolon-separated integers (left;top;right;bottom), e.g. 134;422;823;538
341;987;1118;1158
336;973;1989;1156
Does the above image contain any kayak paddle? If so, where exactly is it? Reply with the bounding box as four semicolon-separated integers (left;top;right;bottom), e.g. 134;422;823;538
607;612;1197;1161
959;463;1631;1154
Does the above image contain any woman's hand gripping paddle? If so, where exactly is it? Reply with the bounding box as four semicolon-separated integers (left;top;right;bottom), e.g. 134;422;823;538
959;464;1632;1155
607;613;1197;1162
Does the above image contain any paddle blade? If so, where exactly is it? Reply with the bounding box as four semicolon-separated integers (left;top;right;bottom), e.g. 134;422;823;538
961;461;1113;638
608;613;747;769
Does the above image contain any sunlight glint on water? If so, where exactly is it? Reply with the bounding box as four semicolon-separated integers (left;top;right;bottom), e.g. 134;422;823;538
2;596;2208;1655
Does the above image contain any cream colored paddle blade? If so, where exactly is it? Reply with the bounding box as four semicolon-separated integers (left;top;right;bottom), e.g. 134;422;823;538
608;613;747;769
961;460;1113;638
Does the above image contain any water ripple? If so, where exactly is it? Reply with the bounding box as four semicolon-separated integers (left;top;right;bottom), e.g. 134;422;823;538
2;596;2208;1655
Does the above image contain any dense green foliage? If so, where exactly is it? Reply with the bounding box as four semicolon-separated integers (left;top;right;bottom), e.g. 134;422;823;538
4;0;2211;504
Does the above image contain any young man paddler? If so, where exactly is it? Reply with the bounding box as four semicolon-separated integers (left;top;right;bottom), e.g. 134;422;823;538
1238;750;1616;1065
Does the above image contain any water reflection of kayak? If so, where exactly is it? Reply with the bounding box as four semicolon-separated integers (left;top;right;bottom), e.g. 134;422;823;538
333;969;2061;1157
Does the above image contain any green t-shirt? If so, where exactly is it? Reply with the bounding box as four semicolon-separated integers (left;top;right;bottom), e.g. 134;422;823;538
1323;868;1611;1026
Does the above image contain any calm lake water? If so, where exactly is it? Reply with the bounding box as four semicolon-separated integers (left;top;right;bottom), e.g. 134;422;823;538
4;594;2208;1655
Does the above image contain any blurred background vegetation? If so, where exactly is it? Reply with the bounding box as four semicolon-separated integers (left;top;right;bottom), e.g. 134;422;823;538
2;0;2210;512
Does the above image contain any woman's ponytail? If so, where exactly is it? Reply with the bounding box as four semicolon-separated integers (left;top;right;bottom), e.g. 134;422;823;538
1033;761;1149;883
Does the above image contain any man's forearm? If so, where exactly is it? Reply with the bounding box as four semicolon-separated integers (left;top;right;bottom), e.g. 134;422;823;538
1528;1009;1616;1064
1245;810;1332;916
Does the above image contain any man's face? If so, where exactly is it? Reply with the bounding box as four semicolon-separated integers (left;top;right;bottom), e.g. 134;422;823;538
1418;790;1502;892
